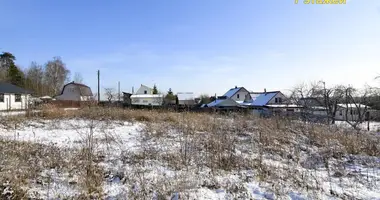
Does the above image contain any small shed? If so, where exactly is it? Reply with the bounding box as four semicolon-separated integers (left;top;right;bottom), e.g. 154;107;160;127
122;92;132;105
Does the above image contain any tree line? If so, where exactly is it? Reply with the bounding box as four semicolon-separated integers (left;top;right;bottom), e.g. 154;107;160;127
290;80;380;129
0;51;83;97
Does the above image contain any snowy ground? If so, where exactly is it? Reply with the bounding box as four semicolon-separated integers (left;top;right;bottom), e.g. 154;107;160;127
335;121;380;132
0;119;379;199
0;110;41;116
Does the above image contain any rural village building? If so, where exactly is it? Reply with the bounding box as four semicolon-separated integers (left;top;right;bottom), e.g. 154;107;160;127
131;84;164;106
0;82;32;111
55;81;94;101
335;104;371;121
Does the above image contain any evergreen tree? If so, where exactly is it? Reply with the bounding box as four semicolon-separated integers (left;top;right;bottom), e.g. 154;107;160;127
165;88;176;101
8;64;25;87
200;94;211;104
0;52;16;68
152;84;158;94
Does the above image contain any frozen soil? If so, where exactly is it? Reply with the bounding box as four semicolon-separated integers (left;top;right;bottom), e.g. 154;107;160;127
0;118;379;199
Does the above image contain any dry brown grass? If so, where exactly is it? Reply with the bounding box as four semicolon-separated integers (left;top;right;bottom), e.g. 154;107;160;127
1;106;379;198
0;140;69;199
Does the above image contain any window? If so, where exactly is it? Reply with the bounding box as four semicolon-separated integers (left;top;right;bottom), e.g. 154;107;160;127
275;98;278;103
339;110;343;116
15;94;21;102
237;94;240;99
0;94;3;102
278;98;282;103
144;90;147;94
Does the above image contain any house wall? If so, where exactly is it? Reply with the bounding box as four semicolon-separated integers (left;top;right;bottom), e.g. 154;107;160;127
230;88;251;102
0;93;30;111
267;93;287;104
178;100;195;105
56;84;81;101
131;96;163;106
80;96;93;101
135;85;153;95
335;107;369;121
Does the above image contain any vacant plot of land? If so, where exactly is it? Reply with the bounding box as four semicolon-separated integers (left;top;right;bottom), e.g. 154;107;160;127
0;108;379;199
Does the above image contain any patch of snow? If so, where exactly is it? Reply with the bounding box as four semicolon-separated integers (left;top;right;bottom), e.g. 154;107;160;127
0;119;379;199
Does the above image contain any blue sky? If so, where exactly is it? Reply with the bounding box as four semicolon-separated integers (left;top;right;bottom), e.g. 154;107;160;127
1;0;379;98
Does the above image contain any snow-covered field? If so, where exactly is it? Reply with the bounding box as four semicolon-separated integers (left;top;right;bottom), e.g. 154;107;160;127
335;121;380;132
0;118;379;199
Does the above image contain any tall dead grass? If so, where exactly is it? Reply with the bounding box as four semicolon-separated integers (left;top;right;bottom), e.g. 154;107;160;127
1;106;379;198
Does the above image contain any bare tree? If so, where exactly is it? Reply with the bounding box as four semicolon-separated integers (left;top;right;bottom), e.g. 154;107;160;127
290;81;346;124
73;72;84;83
342;86;372;130
289;82;324;122
25;62;45;96
104;88;116;102
43;57;70;96
317;81;346;124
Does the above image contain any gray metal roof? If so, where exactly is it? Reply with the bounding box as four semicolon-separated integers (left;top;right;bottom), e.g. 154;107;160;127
223;87;243;98
0;82;32;94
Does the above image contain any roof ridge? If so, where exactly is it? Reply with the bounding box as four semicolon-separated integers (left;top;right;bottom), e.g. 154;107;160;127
68;81;90;88
140;84;153;90
250;91;280;94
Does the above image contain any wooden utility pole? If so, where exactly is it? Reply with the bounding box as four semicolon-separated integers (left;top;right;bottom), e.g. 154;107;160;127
97;70;100;102
118;81;121;102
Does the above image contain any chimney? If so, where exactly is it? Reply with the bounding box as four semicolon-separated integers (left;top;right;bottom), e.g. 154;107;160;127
264;88;267;94
132;87;134;94
235;86;237;89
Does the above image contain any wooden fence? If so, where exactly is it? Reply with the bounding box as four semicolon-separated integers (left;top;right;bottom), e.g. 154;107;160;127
46;100;96;108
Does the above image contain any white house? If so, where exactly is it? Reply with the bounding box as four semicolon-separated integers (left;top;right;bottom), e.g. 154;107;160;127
335;104;370;121
55;82;94;101
223;86;252;103
249;90;287;106
0;82;32;111
131;84;163;106
135;84;153;95
200;86;251;110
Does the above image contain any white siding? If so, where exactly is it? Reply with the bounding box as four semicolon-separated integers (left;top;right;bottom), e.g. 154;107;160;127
267;93;287;104
135;85;153;95
230;88;251;102
0;93;31;111
335;107;368;121
131;94;163;106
